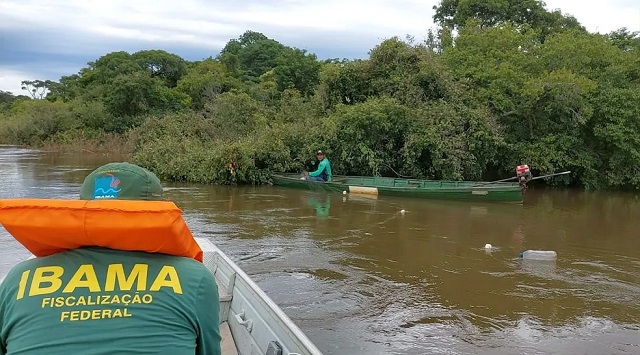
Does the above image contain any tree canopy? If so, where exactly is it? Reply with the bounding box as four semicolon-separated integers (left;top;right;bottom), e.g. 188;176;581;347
1;3;639;189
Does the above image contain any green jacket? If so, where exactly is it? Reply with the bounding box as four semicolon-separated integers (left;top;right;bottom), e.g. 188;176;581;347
308;158;332;181
0;247;221;355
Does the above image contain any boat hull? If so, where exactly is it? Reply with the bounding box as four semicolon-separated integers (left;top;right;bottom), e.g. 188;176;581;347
272;174;523;203
198;238;322;355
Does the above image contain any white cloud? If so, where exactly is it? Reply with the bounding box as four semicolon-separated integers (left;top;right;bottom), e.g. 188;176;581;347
0;0;638;94
0;0;636;51
0;0;437;51
0;68;30;95
545;0;639;33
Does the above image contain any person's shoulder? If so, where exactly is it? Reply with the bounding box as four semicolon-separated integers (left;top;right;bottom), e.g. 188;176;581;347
167;256;209;271
4;253;60;273
0;256;48;289
82;248;208;272
149;254;211;276
164;257;217;295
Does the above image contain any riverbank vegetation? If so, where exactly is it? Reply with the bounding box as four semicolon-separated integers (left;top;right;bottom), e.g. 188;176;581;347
1;0;639;188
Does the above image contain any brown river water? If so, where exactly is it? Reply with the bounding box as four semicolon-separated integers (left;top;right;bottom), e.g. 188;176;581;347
1;146;639;354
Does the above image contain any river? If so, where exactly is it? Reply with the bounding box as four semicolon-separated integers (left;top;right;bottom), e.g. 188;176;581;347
1;146;639;354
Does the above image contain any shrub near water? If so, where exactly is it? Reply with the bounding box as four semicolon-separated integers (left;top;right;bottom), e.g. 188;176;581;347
129;81;343;184
2;4;640;189
131;113;285;184
0;100;76;146
0;98;133;152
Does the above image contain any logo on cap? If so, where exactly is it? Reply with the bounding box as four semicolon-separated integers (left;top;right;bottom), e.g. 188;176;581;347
93;174;121;199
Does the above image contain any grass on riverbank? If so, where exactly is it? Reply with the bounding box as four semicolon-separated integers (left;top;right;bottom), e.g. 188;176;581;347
41;131;134;154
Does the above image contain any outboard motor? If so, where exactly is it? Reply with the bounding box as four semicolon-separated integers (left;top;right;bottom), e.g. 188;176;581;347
516;165;532;189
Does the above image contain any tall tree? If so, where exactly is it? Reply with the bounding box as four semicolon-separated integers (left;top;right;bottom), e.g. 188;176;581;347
273;48;321;96
45;74;82;102
608;28;640;52
433;0;584;40
177;59;239;109
132;50;187;87
368;37;450;105
21;80;54;99
219;30;287;81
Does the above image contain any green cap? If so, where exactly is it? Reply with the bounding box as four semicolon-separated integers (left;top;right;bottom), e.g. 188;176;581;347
80;162;163;201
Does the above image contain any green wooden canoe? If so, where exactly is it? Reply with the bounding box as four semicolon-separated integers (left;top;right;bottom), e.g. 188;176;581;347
272;174;524;203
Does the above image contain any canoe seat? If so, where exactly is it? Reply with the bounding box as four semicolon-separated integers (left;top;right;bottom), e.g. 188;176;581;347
220;321;238;355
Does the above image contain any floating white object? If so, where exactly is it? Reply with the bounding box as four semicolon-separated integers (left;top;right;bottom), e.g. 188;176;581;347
484;243;492;249
520;250;557;260
349;186;379;195
343;190;347;195
400;209;406;214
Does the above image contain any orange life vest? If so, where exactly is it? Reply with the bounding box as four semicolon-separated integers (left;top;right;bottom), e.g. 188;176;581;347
0;199;203;262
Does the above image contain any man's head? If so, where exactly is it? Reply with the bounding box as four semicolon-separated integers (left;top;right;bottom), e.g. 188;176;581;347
315;149;326;161
80;162;163;201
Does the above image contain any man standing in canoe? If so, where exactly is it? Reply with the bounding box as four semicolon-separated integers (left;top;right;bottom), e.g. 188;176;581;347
304;149;333;182
0;162;221;355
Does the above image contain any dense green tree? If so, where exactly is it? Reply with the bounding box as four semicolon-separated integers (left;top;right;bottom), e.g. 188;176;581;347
79;52;140;88
203;91;265;140
538;30;629;84
102;73;158;127
219;30;287;81
590;87;640;188
331;97;413;176
21;80;54;99
433;0;584;40
3;24;640;189
273;48;320;96
46;74;82;102
0;91;30;113
132;50;187;87
317;60;372;108
607;28;640;52
0;90;15;104
177;59;239;109
368;37;450;105
228;30;269;49
442;23;538;122
403;102;502;180
103;72;189;124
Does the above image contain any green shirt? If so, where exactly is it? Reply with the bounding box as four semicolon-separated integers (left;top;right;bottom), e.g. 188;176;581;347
0;247;221;355
308;158;333;181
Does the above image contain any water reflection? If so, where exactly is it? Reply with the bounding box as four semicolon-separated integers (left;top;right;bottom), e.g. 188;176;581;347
519;258;557;277
1;147;639;354
304;194;331;218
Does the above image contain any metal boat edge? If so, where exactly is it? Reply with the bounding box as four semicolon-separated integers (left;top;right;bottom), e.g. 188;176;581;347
198;237;323;355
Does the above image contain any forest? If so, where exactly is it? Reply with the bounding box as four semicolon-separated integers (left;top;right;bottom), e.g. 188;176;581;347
1;0;639;189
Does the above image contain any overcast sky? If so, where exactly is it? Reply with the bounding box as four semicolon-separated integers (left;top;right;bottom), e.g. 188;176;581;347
0;0;638;94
